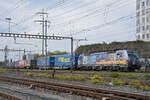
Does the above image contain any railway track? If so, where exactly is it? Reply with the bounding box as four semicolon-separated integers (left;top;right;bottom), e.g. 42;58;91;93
0;92;22;100
19;69;150;75
0;76;149;100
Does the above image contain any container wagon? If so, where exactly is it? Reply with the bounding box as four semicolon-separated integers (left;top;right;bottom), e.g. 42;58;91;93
54;54;78;69
37;56;54;69
25;60;37;69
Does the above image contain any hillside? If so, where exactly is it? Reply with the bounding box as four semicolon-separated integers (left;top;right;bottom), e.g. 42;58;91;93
75;41;150;58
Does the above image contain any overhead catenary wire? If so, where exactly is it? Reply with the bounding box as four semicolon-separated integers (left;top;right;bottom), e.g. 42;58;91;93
50;0;135;36
51;0;131;27
49;0;101;18
12;0;70;28
0;0;25;17
61;13;137;36
50;0;126;20
5;0;28;17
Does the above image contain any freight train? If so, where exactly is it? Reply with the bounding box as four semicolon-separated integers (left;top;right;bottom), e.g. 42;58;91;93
6;50;141;71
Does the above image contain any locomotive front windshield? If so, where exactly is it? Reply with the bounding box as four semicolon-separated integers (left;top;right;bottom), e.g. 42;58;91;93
128;51;140;62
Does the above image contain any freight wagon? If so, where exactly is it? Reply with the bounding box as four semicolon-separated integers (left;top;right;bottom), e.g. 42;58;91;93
25;60;37;69
7;62;15;68
54;54;78;69
14;60;25;68
37;56;54;69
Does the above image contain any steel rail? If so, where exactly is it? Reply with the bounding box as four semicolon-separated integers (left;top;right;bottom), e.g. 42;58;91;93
0;92;22;100
0;76;149;100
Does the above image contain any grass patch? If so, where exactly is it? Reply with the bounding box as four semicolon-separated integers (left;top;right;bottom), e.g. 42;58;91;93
143;74;150;80
90;75;104;84
24;72;34;77
126;74;136;79
128;80;150;91
111;79;126;86
54;75;86;81
24;72;86;81
140;85;150;91
109;72;119;78
0;68;6;72
129;80;141;89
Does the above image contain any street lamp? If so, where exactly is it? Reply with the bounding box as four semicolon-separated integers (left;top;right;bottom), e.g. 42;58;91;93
5;18;11;33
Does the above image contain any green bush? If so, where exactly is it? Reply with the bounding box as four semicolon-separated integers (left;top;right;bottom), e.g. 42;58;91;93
0;68;6;72
35;73;46;77
90;75;104;84
129;80;150;91
24;72;34;77
126;74;136;79
109;72;119;78
129;80;141;89
140;85;150;91
143;74;150;80
111;79;125;86
54;75;86;81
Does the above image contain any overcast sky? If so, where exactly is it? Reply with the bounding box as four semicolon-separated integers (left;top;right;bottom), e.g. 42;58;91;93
0;0;136;61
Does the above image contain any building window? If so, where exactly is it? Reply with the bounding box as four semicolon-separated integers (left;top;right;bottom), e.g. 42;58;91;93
146;0;149;6
146;25;149;30
137;1;140;10
143;34;145;39
142;17;145;23
142;1;145;7
146;9;149;14
147;33;150;38
142;26;145;31
142;9;145;15
137;35;140;40
146;17;149;22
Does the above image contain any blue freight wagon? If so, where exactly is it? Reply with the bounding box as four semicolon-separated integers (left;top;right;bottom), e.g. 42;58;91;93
37;56;54;69
54;54;78;69
7;62;11;68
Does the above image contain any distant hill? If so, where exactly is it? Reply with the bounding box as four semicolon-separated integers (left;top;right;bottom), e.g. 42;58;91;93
75;41;150;58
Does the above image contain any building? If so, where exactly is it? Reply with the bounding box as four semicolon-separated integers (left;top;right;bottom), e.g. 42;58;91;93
136;0;150;41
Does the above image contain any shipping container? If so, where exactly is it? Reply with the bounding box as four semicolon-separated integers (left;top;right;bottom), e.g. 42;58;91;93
37;56;54;69
54;54;78;69
15;61;19;68
7;62;11;68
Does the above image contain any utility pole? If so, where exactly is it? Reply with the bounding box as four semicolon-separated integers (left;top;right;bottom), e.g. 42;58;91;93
35;9;48;56
5;18;16;43
35;9;50;69
4;45;9;64
45;16;50;69
71;37;73;73
19;48;21;60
